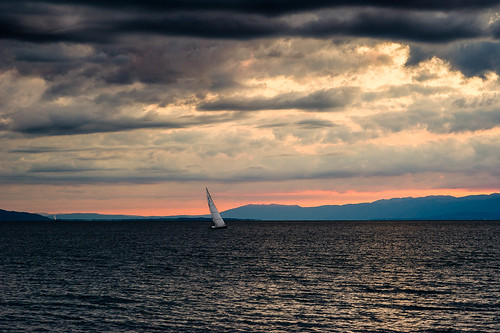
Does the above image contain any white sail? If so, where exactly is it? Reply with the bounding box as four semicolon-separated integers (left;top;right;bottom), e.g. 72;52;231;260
206;188;227;229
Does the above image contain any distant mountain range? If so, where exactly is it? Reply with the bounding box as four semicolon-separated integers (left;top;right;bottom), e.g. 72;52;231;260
0;209;52;221
2;193;500;221
222;193;500;220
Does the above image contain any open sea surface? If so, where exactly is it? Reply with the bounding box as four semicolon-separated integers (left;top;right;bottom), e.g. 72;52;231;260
1;220;499;332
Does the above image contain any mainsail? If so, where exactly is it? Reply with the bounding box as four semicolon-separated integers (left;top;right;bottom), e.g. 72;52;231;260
206;188;227;229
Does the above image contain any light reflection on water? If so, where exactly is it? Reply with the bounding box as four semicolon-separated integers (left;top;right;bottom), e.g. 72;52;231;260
1;220;499;332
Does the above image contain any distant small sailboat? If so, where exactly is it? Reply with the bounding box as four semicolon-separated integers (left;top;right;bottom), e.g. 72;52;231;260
206;188;227;229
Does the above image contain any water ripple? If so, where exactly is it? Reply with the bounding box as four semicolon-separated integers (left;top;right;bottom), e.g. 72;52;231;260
1;220;499;332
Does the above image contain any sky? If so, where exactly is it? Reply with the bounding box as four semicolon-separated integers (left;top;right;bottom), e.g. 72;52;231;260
1;0;500;216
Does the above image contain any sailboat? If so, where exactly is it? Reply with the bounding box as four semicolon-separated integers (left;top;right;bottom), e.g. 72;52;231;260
206;188;227;229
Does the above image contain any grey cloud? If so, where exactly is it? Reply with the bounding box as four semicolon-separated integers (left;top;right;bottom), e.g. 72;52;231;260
28;165;104;173
308;139;500;182
105;42;242;88
3;129;499;187
11;44;181;85
493;19;500;39
1;106;240;136
5;41;232;90
92;89;164;108
9;146;112;154
255;118;337;137
407;41;500;77
378;84;453;99
3;43;95;80
453;95;498;109
256;121;290;129
0;173;207;185
1;141;495;185
15;48;78;63
11;116;183;136
413;71;439;82
42;80;89;100
448;109;500;133
200;136;500;182
266;120;375;145
357;109;440;133
356;108;500;134
198;88;358;112
296;119;335;129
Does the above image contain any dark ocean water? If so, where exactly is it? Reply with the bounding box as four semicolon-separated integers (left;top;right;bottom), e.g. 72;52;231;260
1;220;499;332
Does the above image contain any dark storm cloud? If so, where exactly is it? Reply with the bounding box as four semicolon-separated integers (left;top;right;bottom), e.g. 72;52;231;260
407;42;500;77
300;9;486;43
1;1;498;43
198;88;358;112
112;13;285;40
2;0;499;15
119;9;486;43
0;7;111;44
493;19;500;39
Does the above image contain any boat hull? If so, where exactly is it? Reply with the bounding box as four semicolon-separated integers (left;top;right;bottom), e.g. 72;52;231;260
211;225;227;229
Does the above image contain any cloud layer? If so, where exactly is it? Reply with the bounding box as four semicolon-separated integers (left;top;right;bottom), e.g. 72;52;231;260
0;2;498;43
